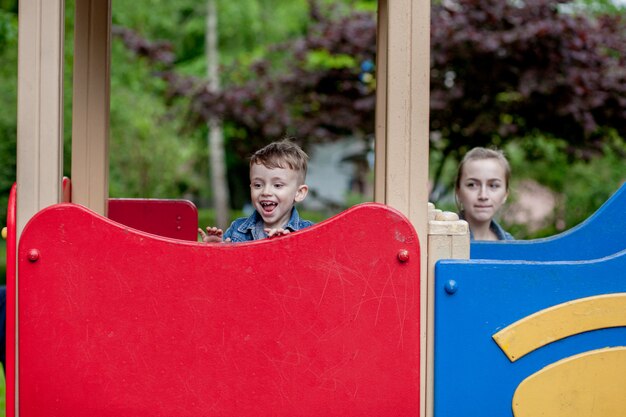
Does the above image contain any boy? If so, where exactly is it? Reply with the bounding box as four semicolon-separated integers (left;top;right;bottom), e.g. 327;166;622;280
199;139;313;243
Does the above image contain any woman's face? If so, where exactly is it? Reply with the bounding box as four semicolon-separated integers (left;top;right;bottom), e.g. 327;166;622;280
456;158;508;225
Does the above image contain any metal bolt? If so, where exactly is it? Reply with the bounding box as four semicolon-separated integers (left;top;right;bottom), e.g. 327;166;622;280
444;280;458;294
397;249;410;263
28;249;40;262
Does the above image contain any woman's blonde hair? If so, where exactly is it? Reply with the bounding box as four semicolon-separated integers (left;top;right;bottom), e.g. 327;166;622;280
455;147;511;192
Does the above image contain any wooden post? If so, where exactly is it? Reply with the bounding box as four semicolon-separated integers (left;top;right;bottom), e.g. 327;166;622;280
16;0;65;234
16;2;66;414
71;0;112;215
375;0;431;414
427;209;470;416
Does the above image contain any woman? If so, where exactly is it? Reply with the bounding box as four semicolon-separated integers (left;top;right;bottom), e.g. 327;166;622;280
455;147;514;241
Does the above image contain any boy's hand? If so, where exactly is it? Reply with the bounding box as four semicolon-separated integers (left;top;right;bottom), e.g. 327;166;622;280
265;228;291;238
198;227;224;243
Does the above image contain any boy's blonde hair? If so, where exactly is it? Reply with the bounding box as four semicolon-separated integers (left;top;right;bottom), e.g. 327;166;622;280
250;139;309;182
455;147;511;192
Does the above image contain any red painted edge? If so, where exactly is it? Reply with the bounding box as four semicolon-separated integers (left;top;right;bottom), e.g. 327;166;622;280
61;177;71;203
6;183;16;417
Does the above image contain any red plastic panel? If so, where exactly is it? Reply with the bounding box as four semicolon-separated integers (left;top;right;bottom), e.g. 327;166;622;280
18;203;420;417
108;198;198;241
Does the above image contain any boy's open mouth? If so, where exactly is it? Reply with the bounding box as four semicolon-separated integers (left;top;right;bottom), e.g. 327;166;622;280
260;201;277;213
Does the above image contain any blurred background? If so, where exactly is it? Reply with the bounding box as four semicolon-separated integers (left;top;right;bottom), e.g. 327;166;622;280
1;0;625;282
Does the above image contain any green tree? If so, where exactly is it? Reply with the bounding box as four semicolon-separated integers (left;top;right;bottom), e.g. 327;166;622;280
110;0;333;207
0;4;17;224
123;0;625;236
429;0;625;182
2;0;625;238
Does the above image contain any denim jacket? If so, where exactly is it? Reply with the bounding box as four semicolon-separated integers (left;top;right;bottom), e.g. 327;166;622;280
223;207;314;242
483;219;514;241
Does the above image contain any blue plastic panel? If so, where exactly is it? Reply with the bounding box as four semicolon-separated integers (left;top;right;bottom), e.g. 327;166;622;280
471;184;626;261
434;250;626;417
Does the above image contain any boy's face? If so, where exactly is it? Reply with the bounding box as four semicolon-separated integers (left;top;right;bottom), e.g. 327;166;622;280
250;163;308;230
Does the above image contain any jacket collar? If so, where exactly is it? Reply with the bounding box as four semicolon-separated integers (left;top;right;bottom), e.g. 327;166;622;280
237;207;301;235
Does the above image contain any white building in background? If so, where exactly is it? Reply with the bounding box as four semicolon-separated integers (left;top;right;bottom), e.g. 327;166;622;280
303;137;373;211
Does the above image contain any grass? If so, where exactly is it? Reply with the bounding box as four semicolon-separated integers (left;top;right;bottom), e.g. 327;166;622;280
0;369;4;417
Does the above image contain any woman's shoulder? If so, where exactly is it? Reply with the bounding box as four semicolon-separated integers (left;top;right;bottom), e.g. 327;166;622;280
491;220;514;241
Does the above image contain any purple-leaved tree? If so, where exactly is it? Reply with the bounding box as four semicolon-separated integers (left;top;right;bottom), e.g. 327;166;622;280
114;0;625;199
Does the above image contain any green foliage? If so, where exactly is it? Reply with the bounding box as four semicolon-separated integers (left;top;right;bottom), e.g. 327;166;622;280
106;0;328;206
506;135;571;190
500;135;625;238
219;0;310;65
64;0;76;177
0;6;16;224
558;139;625;230
352;0;378;12
0;0;17;13
305;50;357;70
0;8;17;48
430;0;626;189
112;0;311;76
567;0;625;14
109;40;206;199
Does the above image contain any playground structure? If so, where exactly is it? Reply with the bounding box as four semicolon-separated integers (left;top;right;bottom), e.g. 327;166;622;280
435;186;626;416
4;0;626;416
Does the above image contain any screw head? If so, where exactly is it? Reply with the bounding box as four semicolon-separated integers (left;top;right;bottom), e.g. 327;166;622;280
397;249;410;263
27;249;40;262
444;280;458;294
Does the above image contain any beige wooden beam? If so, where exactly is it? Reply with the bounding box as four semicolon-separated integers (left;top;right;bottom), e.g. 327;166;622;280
71;0;111;215
427;209;470;417
375;0;431;415
16;3;66;414
16;0;65;234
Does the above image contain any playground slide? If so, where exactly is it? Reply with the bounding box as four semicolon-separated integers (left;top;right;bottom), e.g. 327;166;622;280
471;183;626;261
434;249;626;417
15;202;421;417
